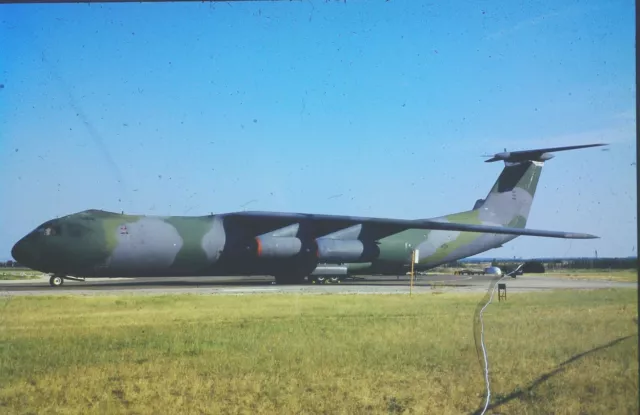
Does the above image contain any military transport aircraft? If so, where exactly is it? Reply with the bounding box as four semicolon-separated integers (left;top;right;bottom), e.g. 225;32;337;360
11;144;604;287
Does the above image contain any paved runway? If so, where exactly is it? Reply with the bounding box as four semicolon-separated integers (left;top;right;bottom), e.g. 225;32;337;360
0;274;635;296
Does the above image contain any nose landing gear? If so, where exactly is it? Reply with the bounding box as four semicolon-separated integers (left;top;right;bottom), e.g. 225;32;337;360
48;274;86;287
49;275;64;287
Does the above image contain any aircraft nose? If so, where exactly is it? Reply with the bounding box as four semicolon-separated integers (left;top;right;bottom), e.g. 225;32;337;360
11;236;34;267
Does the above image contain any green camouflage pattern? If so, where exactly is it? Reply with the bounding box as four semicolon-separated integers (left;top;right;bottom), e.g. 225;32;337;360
11;144;602;284
350;161;543;274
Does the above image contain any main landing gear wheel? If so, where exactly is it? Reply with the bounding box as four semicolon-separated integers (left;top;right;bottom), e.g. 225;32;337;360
311;276;341;285
49;275;64;287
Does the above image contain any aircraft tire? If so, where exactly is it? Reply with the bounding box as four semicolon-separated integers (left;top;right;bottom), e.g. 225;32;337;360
49;275;64;287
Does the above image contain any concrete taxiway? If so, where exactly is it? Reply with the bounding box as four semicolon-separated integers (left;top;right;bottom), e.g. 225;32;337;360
0;274;636;296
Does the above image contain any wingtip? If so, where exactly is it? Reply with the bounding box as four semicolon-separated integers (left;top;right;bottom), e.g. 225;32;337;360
567;233;599;239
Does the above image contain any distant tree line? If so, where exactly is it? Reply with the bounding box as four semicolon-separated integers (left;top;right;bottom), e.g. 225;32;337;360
446;257;637;273
492;257;637;272
542;257;638;270
0;260;23;268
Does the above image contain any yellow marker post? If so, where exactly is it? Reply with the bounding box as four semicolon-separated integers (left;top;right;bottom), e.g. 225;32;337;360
410;249;419;297
410;250;414;297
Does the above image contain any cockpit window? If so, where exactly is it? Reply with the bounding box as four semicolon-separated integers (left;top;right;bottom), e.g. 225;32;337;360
35;223;89;237
36;223;62;236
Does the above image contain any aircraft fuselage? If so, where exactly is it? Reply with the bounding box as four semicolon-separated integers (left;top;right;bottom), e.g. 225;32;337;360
11;209;512;280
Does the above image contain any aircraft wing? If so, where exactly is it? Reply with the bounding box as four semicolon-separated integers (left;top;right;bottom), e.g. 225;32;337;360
410;219;597;239
225;211;598;239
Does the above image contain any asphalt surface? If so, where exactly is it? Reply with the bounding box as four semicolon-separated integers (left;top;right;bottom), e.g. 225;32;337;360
0;274;636;296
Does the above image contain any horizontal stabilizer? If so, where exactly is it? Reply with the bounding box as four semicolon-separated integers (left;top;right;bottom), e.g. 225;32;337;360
485;143;607;163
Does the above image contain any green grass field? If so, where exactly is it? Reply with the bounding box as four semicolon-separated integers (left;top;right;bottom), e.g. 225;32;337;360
0;289;637;414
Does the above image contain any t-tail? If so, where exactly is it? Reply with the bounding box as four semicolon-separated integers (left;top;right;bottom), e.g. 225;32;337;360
472;143;607;228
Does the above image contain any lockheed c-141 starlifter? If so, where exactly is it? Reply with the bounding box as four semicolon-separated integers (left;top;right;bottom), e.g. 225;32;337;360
11;144;604;287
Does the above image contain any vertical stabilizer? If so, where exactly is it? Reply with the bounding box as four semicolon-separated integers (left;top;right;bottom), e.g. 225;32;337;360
474;143;607;227
475;161;543;228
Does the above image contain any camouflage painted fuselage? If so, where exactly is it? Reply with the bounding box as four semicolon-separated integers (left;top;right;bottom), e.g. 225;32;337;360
11;161;543;279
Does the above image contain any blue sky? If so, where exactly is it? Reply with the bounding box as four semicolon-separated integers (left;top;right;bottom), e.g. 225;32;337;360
0;0;636;260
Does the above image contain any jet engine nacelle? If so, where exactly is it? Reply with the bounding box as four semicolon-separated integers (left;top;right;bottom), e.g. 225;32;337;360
253;236;312;258
250;236;381;263
248;236;318;280
315;238;380;262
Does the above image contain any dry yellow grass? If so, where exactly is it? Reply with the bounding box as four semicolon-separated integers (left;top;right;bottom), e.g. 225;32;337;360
543;269;637;282
0;289;637;414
